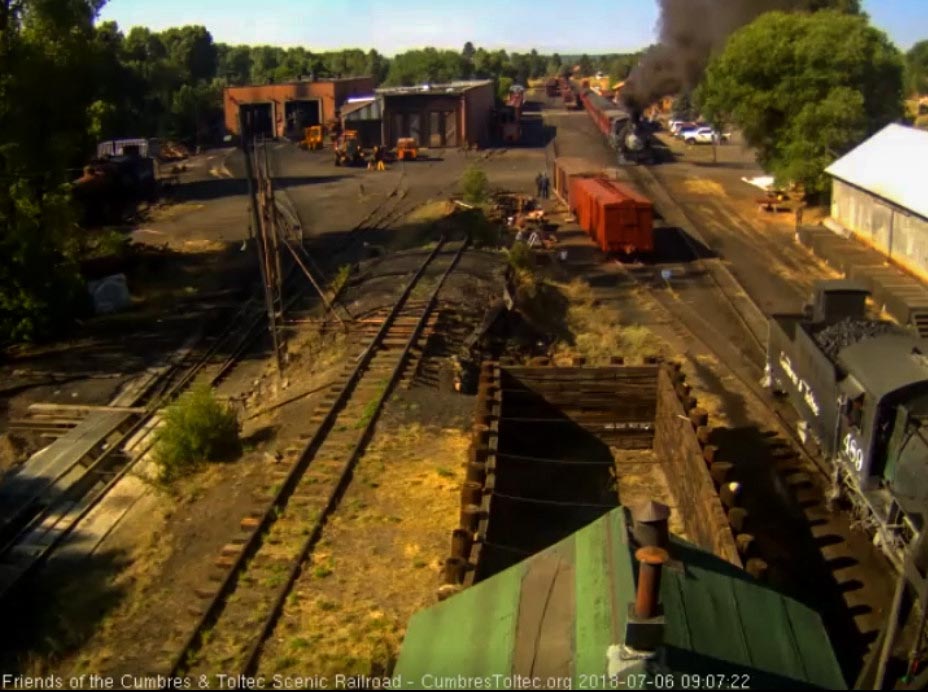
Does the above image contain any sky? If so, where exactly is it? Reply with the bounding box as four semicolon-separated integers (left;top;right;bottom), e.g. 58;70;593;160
97;0;926;55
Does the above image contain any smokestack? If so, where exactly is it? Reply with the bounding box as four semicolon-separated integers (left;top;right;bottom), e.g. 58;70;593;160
631;500;670;549
634;546;668;620
622;0;808;111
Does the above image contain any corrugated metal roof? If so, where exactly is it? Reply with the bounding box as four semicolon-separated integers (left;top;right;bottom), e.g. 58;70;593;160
825;124;928;220
394;508;846;690
376;79;493;97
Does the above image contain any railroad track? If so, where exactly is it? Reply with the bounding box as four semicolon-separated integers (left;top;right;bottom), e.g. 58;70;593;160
622;164;824;475
0;143;315;602
617;163;890;675
0;285;296;599
164;235;468;680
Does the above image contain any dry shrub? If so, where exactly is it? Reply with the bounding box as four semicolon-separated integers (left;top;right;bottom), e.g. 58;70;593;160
554;278;665;363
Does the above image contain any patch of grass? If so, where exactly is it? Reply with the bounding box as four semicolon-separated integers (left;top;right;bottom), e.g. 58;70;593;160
436;467;454;478
553;279;666;363
152;382;241;483
313;563;334;579
318;599;339;612
331;264;352;296
412;559;428;569
263;569;288;589
274;655;298;672
355;380;388;429
290;637;311;651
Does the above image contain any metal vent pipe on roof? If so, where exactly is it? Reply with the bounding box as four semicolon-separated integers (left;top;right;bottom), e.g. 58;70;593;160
631;499;670;549
634;546;668;620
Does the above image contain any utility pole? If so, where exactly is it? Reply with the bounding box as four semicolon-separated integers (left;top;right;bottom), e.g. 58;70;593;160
240;111;260;242
240;115;284;379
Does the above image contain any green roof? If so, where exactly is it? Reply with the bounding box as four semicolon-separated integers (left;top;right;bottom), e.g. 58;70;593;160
394;508;845;690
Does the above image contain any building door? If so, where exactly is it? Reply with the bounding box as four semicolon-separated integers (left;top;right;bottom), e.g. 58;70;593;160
444;111;457;147
409;113;421;146
284;100;321;140
429;111;442;147
391;113;405;146
240;103;274;140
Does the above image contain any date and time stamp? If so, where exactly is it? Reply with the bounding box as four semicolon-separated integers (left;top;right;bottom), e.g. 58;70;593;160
1;672;753;690
573;673;752;689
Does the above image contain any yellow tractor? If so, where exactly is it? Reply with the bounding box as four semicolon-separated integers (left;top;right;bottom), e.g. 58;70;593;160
300;124;326;150
396;137;419;161
334;130;364;167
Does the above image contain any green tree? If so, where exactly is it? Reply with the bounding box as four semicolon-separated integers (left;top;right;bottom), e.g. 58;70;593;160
906;40;928;96
217;44;252;84
695;11;903;194
546;53;562;76
578;54;593;75
384;48;467;85
497;76;514;102
460;165;489;204
0;0;101;343
159;25;217;84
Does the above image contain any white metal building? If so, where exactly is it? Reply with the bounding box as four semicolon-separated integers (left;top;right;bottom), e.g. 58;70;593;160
826;124;928;280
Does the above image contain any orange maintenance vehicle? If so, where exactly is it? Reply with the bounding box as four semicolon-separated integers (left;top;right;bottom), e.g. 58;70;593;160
299;124;326;150
396;137;419;161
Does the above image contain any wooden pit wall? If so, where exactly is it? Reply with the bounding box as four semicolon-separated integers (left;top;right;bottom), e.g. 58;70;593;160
440;358;765;598
653;364;743;568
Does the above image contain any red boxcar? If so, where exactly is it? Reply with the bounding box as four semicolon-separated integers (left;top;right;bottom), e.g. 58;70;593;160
588;179;654;255
554;156;604;207
569;176;595;232
571;177;653;255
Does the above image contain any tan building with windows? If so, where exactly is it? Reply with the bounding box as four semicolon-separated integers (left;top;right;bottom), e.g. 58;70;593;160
372;80;495;149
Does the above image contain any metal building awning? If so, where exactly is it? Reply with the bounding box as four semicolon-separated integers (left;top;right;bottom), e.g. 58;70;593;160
342;97;382;122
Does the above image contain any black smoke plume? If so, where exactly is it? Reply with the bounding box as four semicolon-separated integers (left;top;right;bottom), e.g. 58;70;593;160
621;0;804;110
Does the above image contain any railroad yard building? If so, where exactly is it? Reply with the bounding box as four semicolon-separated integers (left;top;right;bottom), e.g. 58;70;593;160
825;124;928;282
223;76;375;140
340;80;496;150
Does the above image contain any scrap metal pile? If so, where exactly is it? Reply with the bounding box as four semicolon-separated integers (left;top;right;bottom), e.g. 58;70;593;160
813;317;903;361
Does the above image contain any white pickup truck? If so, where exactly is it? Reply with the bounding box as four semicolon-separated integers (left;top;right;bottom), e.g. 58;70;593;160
683;127;731;145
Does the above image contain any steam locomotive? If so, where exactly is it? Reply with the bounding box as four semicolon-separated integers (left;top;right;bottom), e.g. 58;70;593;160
575;83;654;165
766;280;928;570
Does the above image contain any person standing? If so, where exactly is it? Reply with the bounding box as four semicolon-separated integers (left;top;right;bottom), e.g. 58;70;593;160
541;173;550;200
535;172;543;199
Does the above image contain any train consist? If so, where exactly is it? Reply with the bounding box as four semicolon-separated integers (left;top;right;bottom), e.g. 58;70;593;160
575;83;654;165
766;280;928;569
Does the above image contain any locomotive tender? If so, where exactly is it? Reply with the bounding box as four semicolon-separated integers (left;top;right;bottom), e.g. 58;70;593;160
766;280;928;569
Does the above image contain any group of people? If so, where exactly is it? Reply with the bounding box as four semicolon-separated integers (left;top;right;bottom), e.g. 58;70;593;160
535;172;550;200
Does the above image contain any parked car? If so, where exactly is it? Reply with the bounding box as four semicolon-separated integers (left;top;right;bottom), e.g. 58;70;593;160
683;127;731;145
670;121;697;135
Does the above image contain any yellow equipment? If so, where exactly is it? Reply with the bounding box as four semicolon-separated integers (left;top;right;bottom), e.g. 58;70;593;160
335;130;364;166
396;137;419;161
300;124;325;150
